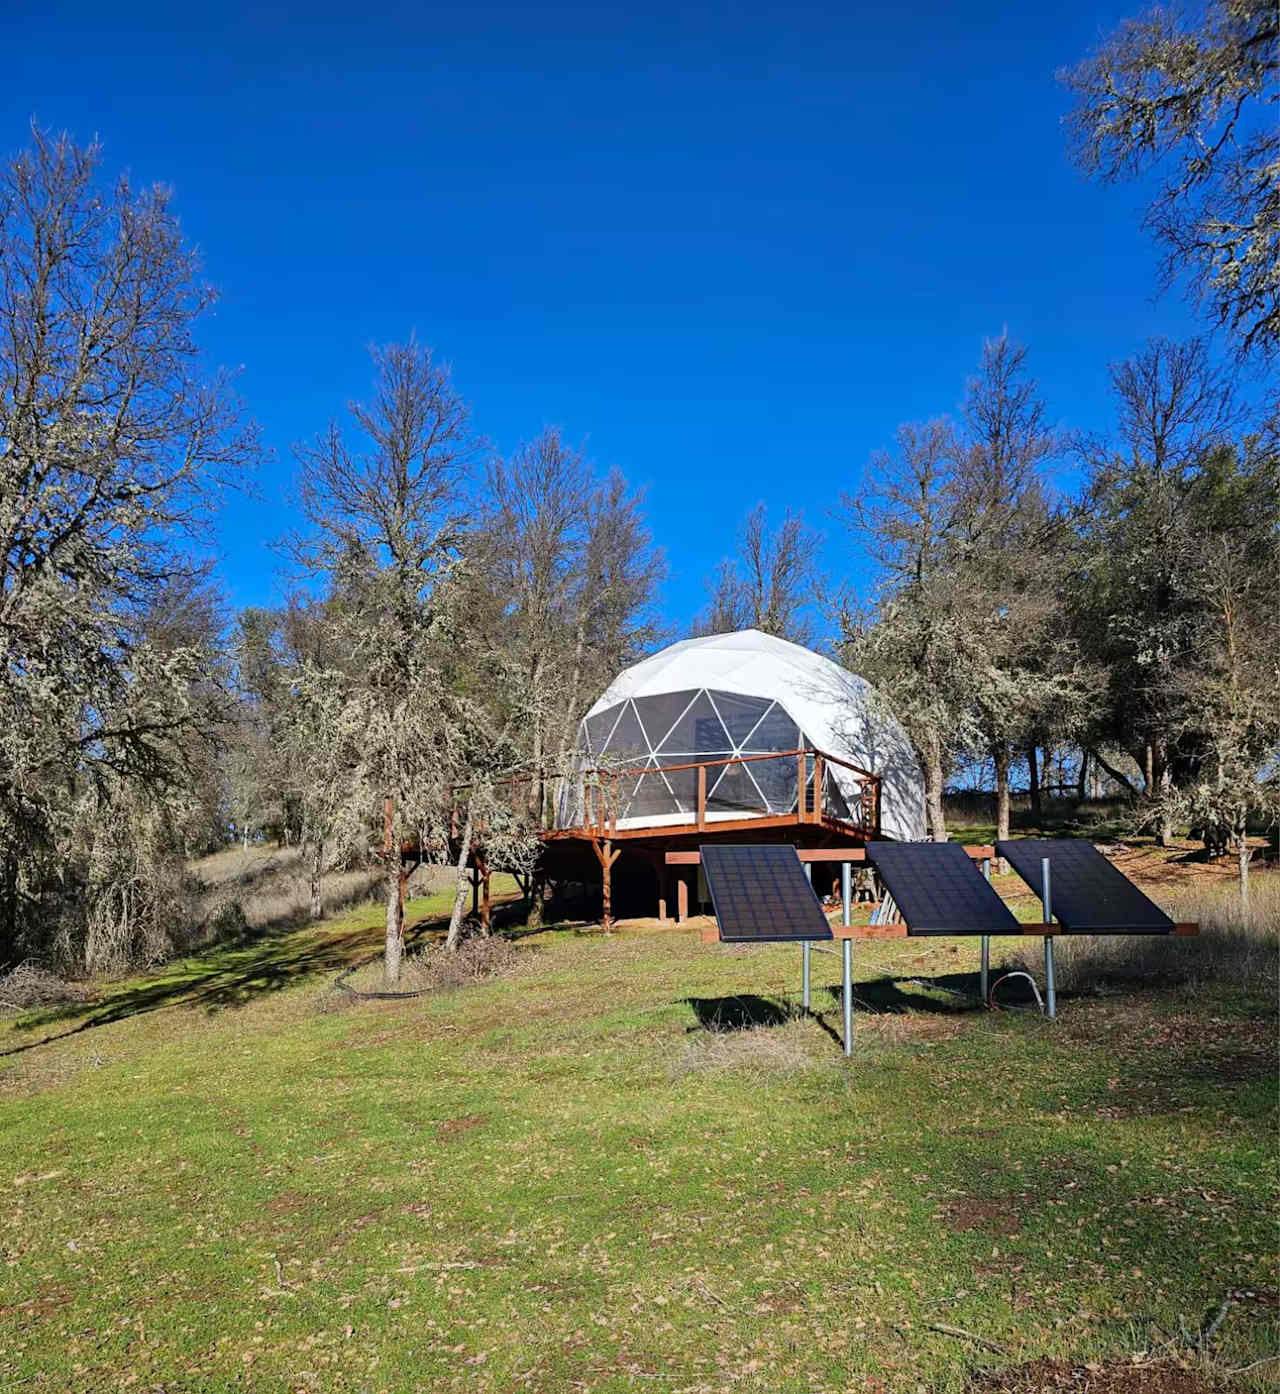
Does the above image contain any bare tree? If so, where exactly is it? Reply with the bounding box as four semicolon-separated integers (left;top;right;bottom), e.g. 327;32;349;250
0;127;254;967
1063;0;1279;359
958;335;1085;846
696;503;822;643
480;429;591;823
291;340;480;983
839;421;982;840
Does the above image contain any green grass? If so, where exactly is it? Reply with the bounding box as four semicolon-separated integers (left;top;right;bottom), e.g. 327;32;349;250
1;892;1276;1392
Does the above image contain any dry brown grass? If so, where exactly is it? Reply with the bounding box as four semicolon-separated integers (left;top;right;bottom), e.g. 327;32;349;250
190;844;385;942
672;1019;825;1079
1011;872;1280;997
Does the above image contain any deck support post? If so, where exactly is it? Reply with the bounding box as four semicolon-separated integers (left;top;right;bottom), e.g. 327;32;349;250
592;838;622;930
676;873;689;923
478;855;491;932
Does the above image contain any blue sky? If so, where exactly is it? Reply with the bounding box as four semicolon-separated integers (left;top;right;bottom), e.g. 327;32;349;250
5;0;1212;633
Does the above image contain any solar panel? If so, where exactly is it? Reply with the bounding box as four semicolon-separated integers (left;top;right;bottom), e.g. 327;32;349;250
699;844;833;943
996;839;1174;933
866;841;1019;935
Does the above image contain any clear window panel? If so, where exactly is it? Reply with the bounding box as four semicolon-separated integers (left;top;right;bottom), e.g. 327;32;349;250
706;691;771;747
632;691;699;750
657;691;731;755
739;704;800;753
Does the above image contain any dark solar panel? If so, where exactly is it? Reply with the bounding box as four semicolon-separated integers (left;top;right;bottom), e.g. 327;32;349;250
866;841;1019;935
996;839;1174;933
699;844;833;943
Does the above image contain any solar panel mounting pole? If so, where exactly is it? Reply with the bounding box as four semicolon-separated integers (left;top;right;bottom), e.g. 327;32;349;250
980;858;991;1004
1042;855;1056;1019
801;860;812;1010
841;862;853;1056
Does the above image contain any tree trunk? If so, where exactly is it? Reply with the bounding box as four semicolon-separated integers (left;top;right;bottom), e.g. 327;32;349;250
1076;749;1088;803
383;859;403;986
924;732;946;841
309;838;324;922
993;744;1011;846
1157;764;1174;847
445;800;475;952
1025;744;1041;823
1236;811;1250;913
527;870;544;929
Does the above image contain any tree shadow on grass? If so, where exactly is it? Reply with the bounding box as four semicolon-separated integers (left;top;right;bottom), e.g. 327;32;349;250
682;994;802;1032
0;910;454;1059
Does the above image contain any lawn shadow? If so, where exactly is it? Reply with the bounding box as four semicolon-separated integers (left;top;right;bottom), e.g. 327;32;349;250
0;909;455;1059
682;994;799;1032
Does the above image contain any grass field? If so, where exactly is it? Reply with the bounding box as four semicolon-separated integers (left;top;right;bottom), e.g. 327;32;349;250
1;860;1276;1392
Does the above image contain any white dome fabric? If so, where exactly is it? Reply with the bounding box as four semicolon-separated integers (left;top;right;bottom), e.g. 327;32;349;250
561;629;926;841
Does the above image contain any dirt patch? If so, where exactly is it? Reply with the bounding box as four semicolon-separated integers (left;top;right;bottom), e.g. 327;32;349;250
970;1357;1222;1392
941;1195;1022;1236
434;1112;489;1141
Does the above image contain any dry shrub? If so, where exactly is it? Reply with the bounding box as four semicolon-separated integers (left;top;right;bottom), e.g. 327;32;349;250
1010;874;1279;997
0;961;96;1013
673;1022;823;1079
330;934;521;1002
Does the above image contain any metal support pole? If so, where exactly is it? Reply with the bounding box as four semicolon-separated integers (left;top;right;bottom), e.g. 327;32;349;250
981;858;991;1004
801;941;811;1010
1042;855;1056;1020
841;863;852;927
841;937;853;1057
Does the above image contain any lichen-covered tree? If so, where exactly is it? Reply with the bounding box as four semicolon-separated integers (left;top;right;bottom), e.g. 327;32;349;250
1063;0;1279;360
839;420;985;841
0;128;254;968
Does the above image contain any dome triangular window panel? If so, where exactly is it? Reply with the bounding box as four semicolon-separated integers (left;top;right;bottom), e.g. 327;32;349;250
740;703;800;753
657;691;732;755
633;691;698;751
628;762;680;820
748;755;801;814
599;702;648;765
706;761;769;815
583;707;623;757
656;757;699;814
707;691;771;748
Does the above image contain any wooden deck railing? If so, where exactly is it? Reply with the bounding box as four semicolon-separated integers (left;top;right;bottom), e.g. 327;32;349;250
564;746;881;839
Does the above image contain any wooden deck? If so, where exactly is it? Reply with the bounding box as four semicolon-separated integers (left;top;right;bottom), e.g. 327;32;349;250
540;746;882;926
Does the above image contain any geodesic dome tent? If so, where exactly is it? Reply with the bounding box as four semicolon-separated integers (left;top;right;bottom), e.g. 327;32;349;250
556;629;926;842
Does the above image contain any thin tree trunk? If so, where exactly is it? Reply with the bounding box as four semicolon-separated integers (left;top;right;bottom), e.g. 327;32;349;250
383;859;403;986
445;800;475;952
1237;813;1250;913
993;744;1011;845
1088;747;1138;799
1076;749;1088;803
924;732;946;841
309;838;324;922
527;870;544;929
1157;764;1174;847
1025;744;1041;823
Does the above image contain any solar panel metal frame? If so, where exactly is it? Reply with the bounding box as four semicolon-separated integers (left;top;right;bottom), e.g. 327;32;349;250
699;844;833;943
996;839;1175;933
866;841;1020;935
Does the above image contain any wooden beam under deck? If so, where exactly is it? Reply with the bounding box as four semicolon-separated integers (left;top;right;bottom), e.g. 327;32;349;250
667;845;996;865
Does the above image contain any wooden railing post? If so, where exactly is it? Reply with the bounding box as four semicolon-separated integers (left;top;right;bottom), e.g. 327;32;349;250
697;764;707;830
814;754;824;821
797;752;807;821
